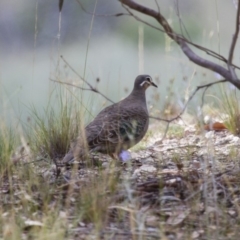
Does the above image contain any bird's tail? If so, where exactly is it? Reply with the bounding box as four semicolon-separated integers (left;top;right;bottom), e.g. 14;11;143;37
62;136;89;165
62;149;75;164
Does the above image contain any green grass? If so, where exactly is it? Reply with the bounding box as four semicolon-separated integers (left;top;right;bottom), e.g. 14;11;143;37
1;13;240;238
1;84;240;239
167;124;185;138
0;124;18;176
0;84;126;239
25;88;83;161
219;86;240;136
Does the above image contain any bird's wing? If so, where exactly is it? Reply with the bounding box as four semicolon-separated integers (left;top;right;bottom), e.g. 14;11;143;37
85;105;148;150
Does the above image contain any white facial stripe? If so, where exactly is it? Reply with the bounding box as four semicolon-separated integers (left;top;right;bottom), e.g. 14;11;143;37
140;80;151;87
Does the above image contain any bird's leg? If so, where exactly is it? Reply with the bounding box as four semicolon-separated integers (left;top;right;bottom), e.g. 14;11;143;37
109;152;119;160
119;150;132;162
109;150;132;162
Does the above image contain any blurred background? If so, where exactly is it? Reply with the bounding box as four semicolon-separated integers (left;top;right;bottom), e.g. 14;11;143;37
0;0;239;124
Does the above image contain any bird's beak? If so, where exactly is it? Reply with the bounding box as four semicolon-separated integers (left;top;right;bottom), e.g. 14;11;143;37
151;81;158;88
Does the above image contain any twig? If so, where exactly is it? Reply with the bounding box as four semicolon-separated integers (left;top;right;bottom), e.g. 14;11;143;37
154;0;160;14
228;0;240;65
75;0;127;17
22;158;48;165
148;79;226;141
174;0;191;41
59;56;114;103
59;0;64;12
101;230;160;238
149;79;227;123
51;78;114;103
153;79;226;140
161;122;170;140
51;79;92;91
228;0;240;80
200;87;208;109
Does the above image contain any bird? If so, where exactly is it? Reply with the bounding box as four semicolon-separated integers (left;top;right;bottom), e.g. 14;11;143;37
62;74;157;164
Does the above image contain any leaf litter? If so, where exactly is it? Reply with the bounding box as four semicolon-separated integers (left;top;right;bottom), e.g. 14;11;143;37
1;122;240;239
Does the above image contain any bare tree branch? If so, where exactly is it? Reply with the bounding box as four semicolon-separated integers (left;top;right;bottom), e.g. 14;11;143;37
58;55;227;124
52;74;226;124
149;79;227;123
120;0;240;88
76;0;127;17
122;3;240;70
57;56;227;124
57;1;239;144
149;79;227;141
54;55;228;143
74;0;240;71
125;4;240;71
228;0;240;65
56;56;114;103
59;0;64;12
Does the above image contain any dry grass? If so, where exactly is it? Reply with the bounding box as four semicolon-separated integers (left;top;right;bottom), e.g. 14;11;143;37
25;89;83;161
1;82;240;239
1;111;240;240
0;124;18;176
220;86;240;136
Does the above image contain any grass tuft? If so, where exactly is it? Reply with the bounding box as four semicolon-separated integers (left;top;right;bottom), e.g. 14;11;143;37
26;90;82;160
219;85;240;136
0;124;17;176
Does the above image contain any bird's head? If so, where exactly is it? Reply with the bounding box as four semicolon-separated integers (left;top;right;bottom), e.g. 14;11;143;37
134;75;158;91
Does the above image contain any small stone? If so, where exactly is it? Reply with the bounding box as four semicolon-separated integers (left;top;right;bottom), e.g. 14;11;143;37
139;164;157;172
144;157;154;164
24;220;43;227
228;210;237;217
192;160;200;169
79;222;86;227
231;136;240;143
145;215;160;227
102;162;109;168
205;131;214;139
132;168;141;177
192;231;201;239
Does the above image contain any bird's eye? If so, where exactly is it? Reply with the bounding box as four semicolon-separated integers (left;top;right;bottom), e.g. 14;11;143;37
146;77;151;82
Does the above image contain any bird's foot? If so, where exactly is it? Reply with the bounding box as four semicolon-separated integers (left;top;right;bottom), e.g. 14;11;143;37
119;150;132;162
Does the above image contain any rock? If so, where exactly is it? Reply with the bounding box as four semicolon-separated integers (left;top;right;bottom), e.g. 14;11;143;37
139;164;157;173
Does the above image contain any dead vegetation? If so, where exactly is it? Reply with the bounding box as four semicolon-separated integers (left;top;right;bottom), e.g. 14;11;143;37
1;117;240;239
1;80;240;239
